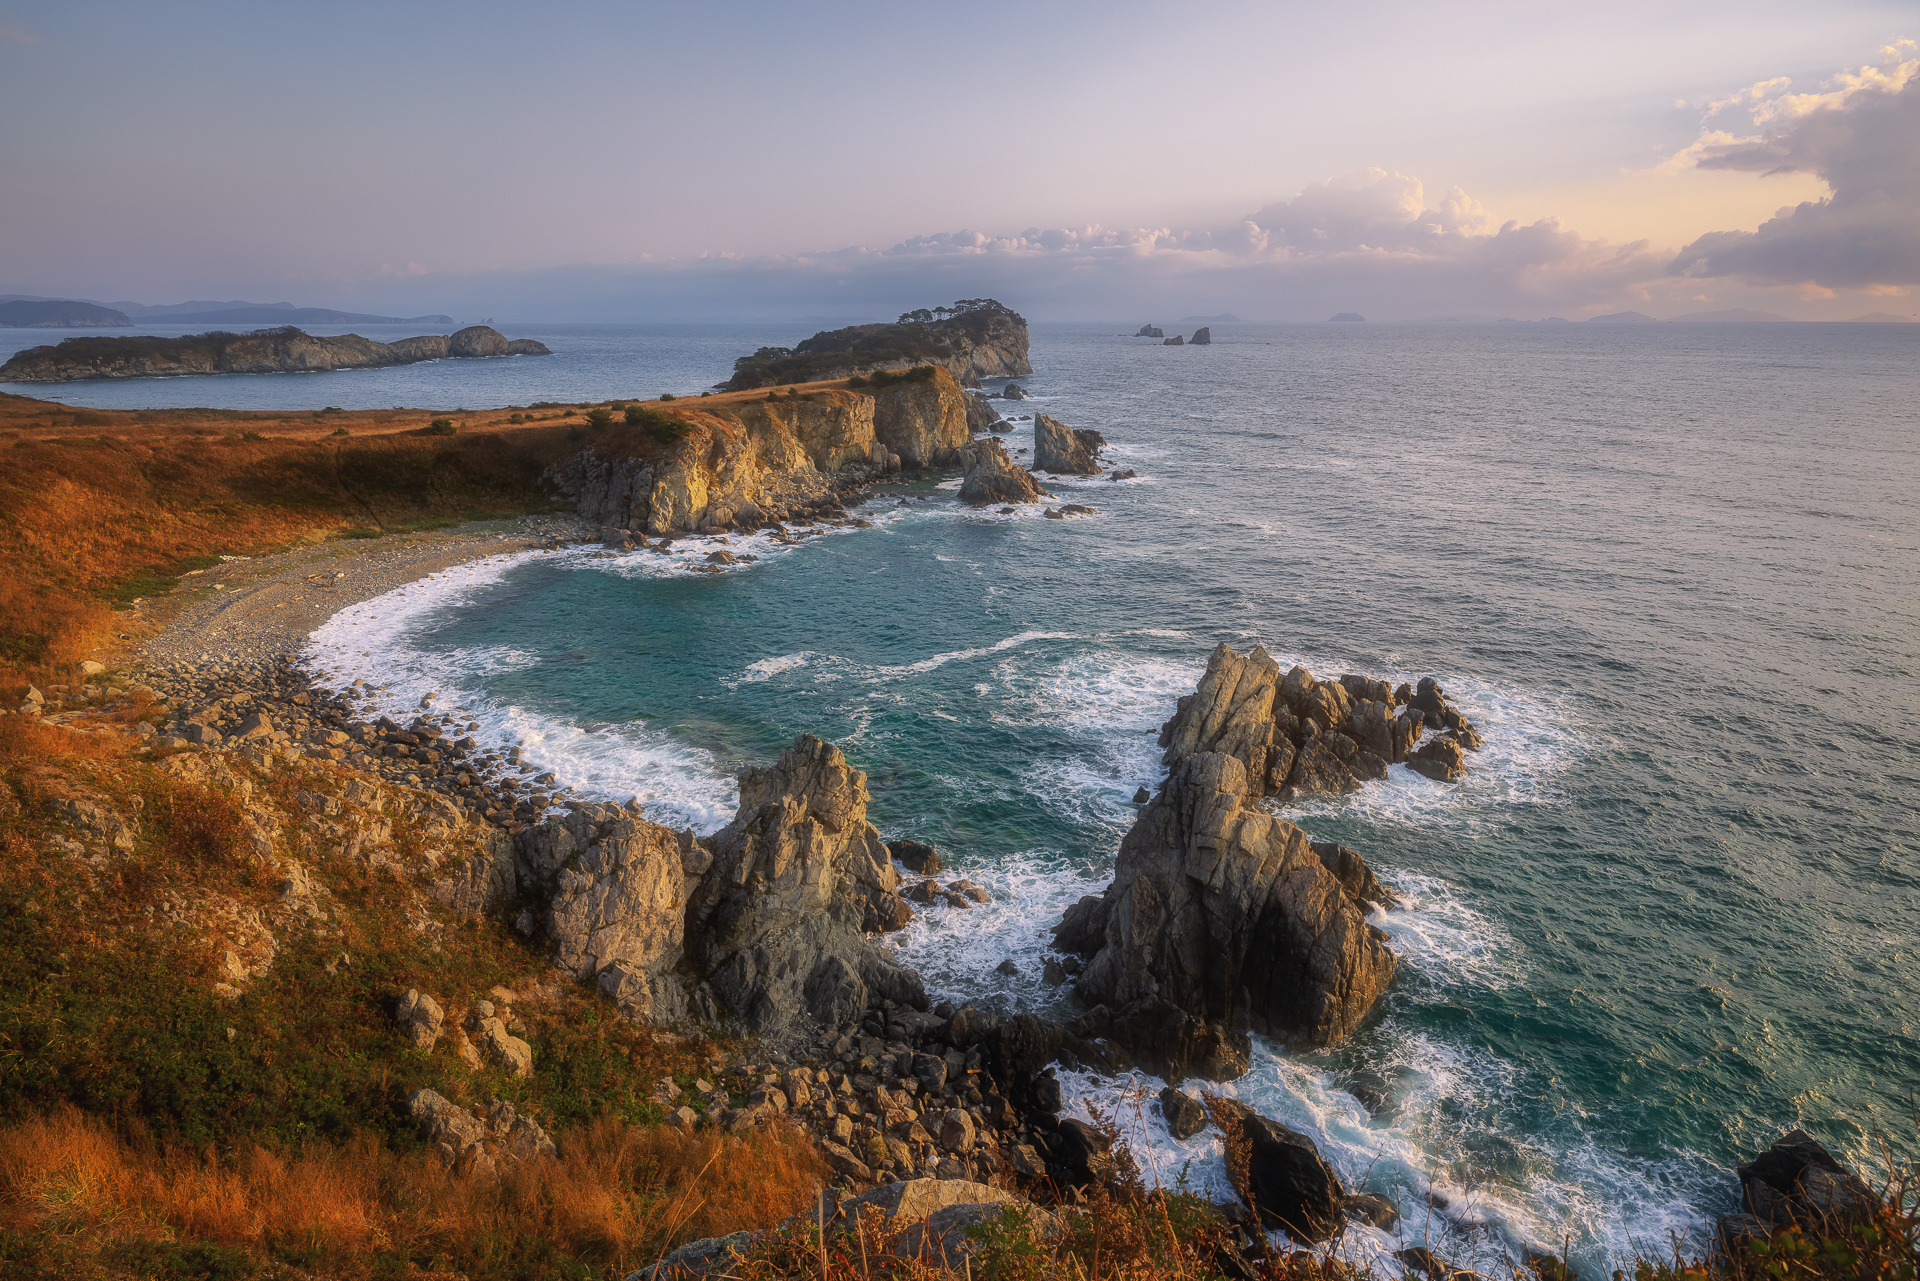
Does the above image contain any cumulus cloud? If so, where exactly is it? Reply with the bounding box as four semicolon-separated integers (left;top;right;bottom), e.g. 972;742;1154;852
1667;42;1920;288
577;169;1662;320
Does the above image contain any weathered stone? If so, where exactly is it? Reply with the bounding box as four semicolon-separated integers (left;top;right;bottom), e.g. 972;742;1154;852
886;838;944;874
1160;1086;1207;1139
1210;1098;1346;1242
1071;744;1397;1067
1345;1192;1400;1230
1032;414;1104;474
395;989;444;1051
957;438;1046;505
938;1108;977;1153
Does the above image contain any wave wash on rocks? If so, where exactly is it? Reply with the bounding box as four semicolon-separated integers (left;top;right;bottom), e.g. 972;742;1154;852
1053;644;1404;1081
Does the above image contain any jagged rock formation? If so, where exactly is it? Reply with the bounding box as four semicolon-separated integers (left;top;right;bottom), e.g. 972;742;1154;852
1135;325;1164;338
0;324;549;382
1163;334;1185;346
1206;1096;1347;1242
1190;327;1212;345
1032;414;1105;474
1155;644;1482;802
957;438;1047;506
510;736;924;1035
1052;644;1415;1077
964;392;1003;434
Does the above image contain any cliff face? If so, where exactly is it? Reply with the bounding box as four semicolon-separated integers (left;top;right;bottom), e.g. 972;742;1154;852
0;324;550;382
552;369;982;534
871;372;973;467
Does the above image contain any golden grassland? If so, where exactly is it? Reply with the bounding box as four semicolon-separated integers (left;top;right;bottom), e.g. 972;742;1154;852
0;380;868;679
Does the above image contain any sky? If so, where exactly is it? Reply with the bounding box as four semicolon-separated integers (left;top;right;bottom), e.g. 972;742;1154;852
1;0;1915;322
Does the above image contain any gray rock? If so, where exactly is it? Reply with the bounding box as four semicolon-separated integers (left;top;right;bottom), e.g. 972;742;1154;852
1001;383;1028;400
1344;1192;1399;1230
1032;414;1105;474
1190;327;1212;344
448;325;510;358
957;438;1046;505
1163;335;1184;345
1135;325;1164;338
1069;744;1397;1067
886;838;944;874
1213;1098;1345;1242
395;988;444;1051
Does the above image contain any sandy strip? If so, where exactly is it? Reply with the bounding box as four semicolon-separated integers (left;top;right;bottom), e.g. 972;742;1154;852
135;514;592;672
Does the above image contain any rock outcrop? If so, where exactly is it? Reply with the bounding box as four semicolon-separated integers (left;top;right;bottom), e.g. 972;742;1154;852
871;371;972;467
1189;327;1212;345
549;368;981;534
1053;644;1414;1076
0;324;550;382
1154;644;1482;803
1719;1130;1876;1252
1032;414;1106;475
724;302;1031;390
958;438;1047;505
1135;325;1164;338
1163;335;1185;346
964;392;1003;434
1207;1096;1346;1243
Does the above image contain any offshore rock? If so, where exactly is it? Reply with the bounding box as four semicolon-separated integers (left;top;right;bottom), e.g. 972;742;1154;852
1032;414;1106;474
1063;748;1397;1064
1734;1129;1873;1230
1135;325;1164;338
958;438;1047;505
1190;327;1212;345
1163;335;1185;346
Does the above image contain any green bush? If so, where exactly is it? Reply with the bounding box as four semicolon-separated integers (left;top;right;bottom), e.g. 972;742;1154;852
623;405;691;445
242;431;266;441
427;419;456;436
331;427;350;437
659;393;676;401
585;408;614;429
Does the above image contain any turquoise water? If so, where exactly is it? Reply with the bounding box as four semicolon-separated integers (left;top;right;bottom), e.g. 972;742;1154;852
295;322;1919;1273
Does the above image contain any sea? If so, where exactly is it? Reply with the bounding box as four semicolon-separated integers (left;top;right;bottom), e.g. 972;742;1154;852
12;319;1918;1276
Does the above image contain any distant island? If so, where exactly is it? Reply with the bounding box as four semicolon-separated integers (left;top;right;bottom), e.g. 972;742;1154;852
1179;313;1241;323
1329;313;1365;322
723;299;1030;389
1589;311;1657;323
0;300;132;328
1666;308;1793;323
140;304;457;326
0;324;549;383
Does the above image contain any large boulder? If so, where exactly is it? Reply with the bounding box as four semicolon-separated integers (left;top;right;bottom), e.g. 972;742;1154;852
1210;1098;1346;1243
685;735;927;1031
1066;747;1397;1068
1732;1129;1874;1231
1032;414;1104;474
957;438;1046;505
1190;327;1212;345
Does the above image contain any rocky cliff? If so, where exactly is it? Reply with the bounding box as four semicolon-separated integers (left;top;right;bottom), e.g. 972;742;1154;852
0;324;550;382
551;367;1013;534
724;302;1032;390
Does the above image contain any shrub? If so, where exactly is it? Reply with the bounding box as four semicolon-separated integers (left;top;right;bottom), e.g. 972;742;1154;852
845;374;869;388
509;413;524;424
659;393;676;401
331;427;349;437
585;408;614;429
427;419;456;436
241;431;266;442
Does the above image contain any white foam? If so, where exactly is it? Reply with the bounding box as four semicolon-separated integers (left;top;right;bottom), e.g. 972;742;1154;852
304;550;739;833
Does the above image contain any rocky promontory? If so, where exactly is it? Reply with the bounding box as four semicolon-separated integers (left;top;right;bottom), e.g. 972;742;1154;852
1033;413;1106;474
724;300;1031;390
0;324;550;382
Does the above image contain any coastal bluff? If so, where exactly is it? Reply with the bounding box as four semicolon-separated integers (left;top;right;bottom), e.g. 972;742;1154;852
0;324;550;382
724;300;1031;390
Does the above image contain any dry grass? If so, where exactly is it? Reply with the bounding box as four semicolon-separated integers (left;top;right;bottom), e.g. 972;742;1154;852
0;1108;825;1277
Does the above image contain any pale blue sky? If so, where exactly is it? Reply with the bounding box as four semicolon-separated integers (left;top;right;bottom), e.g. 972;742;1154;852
1;1;1914;319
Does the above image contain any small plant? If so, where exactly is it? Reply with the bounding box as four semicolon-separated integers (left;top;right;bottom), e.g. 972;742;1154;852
509;413;524;424
846;374;869;388
659;392;676;401
241;431;266;441
427;419;456;435
585;407;614;429
331;427;349;437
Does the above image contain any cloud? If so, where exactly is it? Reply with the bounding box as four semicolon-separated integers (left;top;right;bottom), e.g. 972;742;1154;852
1666;42;1920;288
358;168;1670;322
